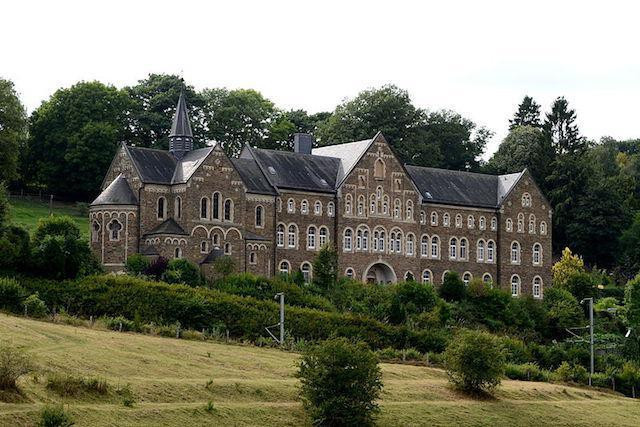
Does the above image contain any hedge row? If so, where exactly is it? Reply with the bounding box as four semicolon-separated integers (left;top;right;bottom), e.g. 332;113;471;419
18;275;449;352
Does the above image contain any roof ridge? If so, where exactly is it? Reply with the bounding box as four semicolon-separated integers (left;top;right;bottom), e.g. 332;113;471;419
251;147;341;161
405;164;501;179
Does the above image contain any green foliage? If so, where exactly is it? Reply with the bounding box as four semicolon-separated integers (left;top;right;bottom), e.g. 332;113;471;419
163;258;201;287
439;271;466;302
0;277;26;312
0;78;27;183
504;363;549;382
0;183;9;229
499;336;531;364
0;225;31;273
313;244;338;290
46;373;109;396
389;281;437;324
625;275;640;329
0;344;33;390
125;254;150;276
552;248;585;288
37;404;74;427
116;384;135;407
486;125;547;181
553;361;588;384
543;288;583;335
297;338;383;426
328;279;393;321
212;256;235;278
509;96;542;129
24;293;48;318
563;271;597;302
444;329;505;393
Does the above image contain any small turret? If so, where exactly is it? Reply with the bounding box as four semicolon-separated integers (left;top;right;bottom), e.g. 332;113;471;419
169;91;194;159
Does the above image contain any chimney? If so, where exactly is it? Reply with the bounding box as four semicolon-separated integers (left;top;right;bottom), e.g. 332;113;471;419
293;133;314;155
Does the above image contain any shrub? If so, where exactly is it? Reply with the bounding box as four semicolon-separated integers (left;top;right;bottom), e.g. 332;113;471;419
125;254;150;276
37;404;74;427
504;363;549;382
440;272;466;302
163;258;201;287
564;271;597;302
0;277;26;312
313;244;338;290
102;316;135;332
24;293;48;318
625;275;640;330
297;338;383;426
499;336;531;364
46;374;109;396
0;225;31;273
144;256;168;280
444;329;505;393
389;281;437;324
553;362;588;384
544;287;584;335
375;347;402;361
212;256;235;278
0;345;33;390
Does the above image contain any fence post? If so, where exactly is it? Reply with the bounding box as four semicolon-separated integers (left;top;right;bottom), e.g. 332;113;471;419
49;194;54;216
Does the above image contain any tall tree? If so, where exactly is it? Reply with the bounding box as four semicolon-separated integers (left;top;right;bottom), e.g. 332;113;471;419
126;74;206;149
509;95;541;129
543;97;585;155
0;78;27;184
26;81;130;200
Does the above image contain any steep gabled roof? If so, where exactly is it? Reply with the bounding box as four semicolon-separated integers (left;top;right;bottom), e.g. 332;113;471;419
200;247;225;264
172;147;215;183
231;158;277;195
248;148;340;193
91;174;138;206
170;91;193;138
126;146;176;184
312;137;374;186
143;218;188;236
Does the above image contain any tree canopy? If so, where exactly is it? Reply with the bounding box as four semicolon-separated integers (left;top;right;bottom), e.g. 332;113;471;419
0;78;27;184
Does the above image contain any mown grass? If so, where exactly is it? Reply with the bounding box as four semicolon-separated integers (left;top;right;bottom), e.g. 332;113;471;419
7;197;88;239
0;314;638;426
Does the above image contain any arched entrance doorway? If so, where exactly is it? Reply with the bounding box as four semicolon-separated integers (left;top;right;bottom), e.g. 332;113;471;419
363;261;397;284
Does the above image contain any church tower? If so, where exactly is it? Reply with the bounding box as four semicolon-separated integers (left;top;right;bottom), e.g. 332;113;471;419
169;91;194;159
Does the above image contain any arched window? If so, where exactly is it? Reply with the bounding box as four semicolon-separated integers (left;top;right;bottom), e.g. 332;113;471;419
529;214;536;234
356;229;363;250
540;221;547;235
522;193;532;207
479;216;485;230
224;243;231;255
200;197;210;220
483;273;492;285
327;202;335;217
506;218;513;232
345;195;352;215
406;234;414;256
224;199;233;221
422;270;432;284
314;201;322;215
477;239;485;262
288;224;297;248
459;238;468;260
378;231;385;252
288;198;295;213
394;199;401;219
533;243;542;265
533;276;542;298
357;195;365;216
517;213;524;233
382;196;389;215
467;215;475;228
255;206;264;227
92;221;100;242
511;241;521;264
376;186;383;199
362;229;369;251
462;272;472;286
107;219;122;241
213;193;220;219
389;232;396;253
405;271;415;281
370;196;376;214
200;241;208;253
307;226;316;250
175;247;182;258
491;217;497;231
276;224;285;247
420;211;426;224
443;213;450;227
431;212;438;226
406;200;413;221
511;275;521;297
175;197;182;219
421;235;429;257
487;240;495;262
431;236;440;258
374;158;385;179
442;270;450;284
319;227;328;247
395;231;402;253
301;262;312;283
343;228;353;251
301;200;309;214
249;252;257;264
157;197;166;220
279;261;290;275
449;237;457;260
212;233;220;247
455;214;462;228
345;268;355;278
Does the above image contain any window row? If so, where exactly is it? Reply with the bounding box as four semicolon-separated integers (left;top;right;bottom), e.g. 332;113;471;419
423;212;498;231
276;224;330;250
510;241;544;266
511;274;543;298
198;194;234;222
342;228;417;255
505;214;547;235
278;260;313;283
279;198;335;217
344;192;414;221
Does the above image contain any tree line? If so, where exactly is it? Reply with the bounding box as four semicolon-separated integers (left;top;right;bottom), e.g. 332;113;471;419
2;75;640;277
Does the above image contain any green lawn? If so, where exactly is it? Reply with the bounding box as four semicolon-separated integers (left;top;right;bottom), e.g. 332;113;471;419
8;197;89;240
0;314;639;426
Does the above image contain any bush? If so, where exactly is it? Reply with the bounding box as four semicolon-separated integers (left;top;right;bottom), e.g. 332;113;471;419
499;336;531;364
37;404;74;427
125;254;150;276
46;373;108;396
553;362;588;384
625;275;640;330
440;272;466;302
504;363;549;382
0;345;33;390
389;281;437;324
297;338;383;426
544;287;584;335
24;293;48;318
0;225;31;273
0;277;26;312
212;256;235;278
444;329;505;393
313;244;338;290
144;256;168;280
163;258;201;287
102;316;135;332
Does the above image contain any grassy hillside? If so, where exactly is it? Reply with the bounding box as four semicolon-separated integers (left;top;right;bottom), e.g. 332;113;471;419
8;197;89;239
0;315;638;426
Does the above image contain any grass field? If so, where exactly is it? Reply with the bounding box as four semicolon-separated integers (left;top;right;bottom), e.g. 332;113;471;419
0;314;638;426
8;197;89;239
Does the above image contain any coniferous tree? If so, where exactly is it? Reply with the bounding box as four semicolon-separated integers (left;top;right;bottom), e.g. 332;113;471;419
509;95;541;129
543;97;585;155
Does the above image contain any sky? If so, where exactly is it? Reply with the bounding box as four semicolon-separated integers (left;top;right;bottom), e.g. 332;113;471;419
3;0;639;158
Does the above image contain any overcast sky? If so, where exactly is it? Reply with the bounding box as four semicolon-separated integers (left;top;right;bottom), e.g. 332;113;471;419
3;0;639;158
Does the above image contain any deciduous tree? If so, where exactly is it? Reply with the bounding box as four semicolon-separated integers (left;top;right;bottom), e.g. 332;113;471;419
0;78;27;184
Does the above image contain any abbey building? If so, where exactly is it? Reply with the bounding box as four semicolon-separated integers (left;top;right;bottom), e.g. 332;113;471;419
90;94;552;297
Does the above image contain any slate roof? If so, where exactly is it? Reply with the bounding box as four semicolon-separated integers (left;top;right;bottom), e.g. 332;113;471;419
91;174;138;206
126;146;177;184
143;218;188;236
170;91;193;138
172;147;214;183
231;158;277;195
248;148;340;193
405;165;523;208
140;245;160;256
244;231;270;241
312;138;374;186
200;247;225;264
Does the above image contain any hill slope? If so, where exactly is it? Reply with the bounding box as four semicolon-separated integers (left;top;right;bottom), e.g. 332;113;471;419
8;197;89;239
0;314;638;426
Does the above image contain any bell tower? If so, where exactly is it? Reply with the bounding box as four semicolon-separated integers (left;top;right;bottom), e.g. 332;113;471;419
169;91;194;159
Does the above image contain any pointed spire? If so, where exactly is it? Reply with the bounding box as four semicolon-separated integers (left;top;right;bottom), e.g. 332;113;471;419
169;90;194;159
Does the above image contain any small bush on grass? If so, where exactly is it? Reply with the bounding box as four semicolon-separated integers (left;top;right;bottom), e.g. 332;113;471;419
0;277;26;313
444;329;505;394
297;338;383;426
24;293;48;318
504;363;549;382
37;404;74;427
46;374;108;396
440;272;466;302
553;362;588;384
102;316;135;332
125;254;150;276
0;345;33;391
